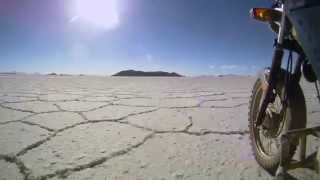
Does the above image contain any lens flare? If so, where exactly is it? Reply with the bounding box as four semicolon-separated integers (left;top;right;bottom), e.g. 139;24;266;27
71;0;119;29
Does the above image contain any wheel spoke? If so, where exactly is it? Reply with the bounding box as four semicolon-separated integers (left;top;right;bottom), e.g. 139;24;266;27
259;130;269;155
268;138;272;155
271;139;278;153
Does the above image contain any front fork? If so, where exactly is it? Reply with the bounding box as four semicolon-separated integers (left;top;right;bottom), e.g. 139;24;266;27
256;45;284;127
256;3;287;127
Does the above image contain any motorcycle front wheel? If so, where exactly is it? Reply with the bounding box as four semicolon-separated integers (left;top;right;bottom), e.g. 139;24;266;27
248;70;306;175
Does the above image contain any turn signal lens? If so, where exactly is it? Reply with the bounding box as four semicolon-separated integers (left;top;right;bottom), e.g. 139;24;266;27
250;8;281;22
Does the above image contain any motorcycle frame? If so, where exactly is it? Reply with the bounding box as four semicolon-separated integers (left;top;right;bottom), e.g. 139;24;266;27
254;2;320;179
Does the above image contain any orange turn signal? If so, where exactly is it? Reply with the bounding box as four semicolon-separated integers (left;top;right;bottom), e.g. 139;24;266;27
250;8;281;22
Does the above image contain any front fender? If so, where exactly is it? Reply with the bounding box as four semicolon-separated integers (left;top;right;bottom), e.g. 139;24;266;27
257;68;271;94
257;67;296;100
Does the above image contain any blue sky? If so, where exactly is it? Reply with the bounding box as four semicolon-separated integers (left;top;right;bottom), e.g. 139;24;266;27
0;0;275;76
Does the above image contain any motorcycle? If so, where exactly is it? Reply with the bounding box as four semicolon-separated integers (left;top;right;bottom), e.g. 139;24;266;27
248;0;320;179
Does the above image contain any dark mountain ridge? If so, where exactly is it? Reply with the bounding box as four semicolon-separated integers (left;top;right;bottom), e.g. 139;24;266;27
112;70;183;77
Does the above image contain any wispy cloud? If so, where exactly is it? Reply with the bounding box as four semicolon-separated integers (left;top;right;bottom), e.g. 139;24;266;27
209;65;215;69
209;64;260;75
220;65;238;70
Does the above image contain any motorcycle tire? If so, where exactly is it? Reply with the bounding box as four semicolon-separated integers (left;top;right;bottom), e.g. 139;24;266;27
248;70;306;175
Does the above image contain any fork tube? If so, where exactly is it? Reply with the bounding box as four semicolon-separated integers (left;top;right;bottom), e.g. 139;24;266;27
256;45;284;126
277;4;286;45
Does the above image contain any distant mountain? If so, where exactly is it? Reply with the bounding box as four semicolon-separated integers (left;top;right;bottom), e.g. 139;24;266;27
0;71;27;75
0;71;17;75
47;72;58;76
112;70;183;77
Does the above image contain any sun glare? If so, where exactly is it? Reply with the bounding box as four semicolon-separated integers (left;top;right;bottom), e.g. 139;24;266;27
72;0;119;29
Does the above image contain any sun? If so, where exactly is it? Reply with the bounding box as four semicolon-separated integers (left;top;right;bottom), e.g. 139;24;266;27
71;0;119;29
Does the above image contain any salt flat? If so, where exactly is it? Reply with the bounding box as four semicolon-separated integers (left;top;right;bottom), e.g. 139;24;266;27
0;74;319;180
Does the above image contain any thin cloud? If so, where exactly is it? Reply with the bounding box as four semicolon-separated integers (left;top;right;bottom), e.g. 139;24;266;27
208;64;260;75
220;65;238;70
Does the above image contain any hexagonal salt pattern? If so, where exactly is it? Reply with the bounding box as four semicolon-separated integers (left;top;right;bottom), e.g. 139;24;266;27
0;75;318;180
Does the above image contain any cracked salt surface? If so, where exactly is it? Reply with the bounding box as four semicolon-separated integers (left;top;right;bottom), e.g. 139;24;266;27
1;101;59;113
23;112;85;130
84;105;157;120
124;108;191;132
0;75;319;180
0;123;51;155
184;106;249;133
21;122;152;177
50;134;271;180
0;106;32;123
55;101;109;112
